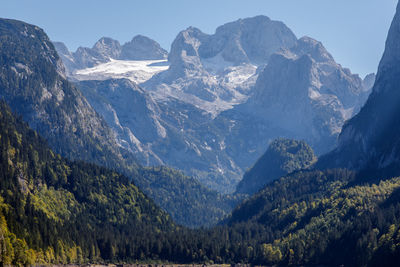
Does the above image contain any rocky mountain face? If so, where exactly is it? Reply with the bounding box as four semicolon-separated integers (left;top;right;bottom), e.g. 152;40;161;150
0;18;240;228
76;78;244;191
58;16;373;193
64;16;299;193
92;37;122;59
220;36;373;160
0;18;126;170
120;35;168;60
196;36;374;192
78;79;167;166
235;138;317;195
318;1;400;178
144;15;297;115
52;41;78;75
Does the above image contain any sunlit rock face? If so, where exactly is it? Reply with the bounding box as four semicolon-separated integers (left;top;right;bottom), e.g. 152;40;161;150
212;35;372;181
144;15;298;115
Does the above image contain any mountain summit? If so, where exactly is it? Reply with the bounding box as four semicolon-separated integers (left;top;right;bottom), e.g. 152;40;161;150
121;35;168;60
199;15;297;64
144;15;297;114
92;37;122;59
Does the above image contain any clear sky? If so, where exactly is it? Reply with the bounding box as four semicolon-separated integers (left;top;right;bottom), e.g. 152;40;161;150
0;0;398;77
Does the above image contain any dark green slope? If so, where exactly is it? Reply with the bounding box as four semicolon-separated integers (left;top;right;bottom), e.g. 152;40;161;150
0;18;233;228
137;166;239;227
225;169;400;266
0;99;238;266
0;101;175;265
235;138;316;195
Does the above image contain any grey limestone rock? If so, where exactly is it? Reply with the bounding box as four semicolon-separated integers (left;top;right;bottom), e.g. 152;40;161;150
92;37;122;59
121;34;168;60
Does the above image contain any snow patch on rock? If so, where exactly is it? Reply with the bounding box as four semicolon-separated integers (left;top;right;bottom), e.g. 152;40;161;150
73;59;169;84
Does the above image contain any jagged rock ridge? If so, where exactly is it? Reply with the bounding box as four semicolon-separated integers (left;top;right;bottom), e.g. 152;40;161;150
54;35;168;82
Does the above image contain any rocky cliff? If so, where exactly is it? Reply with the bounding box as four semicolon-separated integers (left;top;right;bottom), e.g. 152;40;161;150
318;1;400;179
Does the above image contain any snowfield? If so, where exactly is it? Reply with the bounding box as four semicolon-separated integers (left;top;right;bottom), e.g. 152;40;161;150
74;59;169;84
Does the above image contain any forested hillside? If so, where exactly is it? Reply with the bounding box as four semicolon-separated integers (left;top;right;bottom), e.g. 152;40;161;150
224;169;400;266
0;101;176;265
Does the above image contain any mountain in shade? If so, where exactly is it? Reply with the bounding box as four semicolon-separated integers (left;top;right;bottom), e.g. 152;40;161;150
235;138;316;195
318;1;400;179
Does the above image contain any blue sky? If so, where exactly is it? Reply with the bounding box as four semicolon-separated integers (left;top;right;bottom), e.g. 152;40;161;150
0;0;397;77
